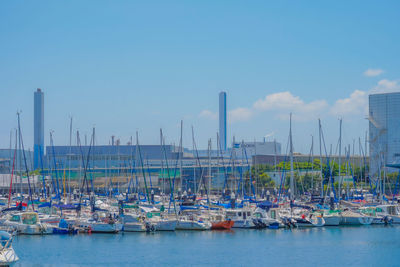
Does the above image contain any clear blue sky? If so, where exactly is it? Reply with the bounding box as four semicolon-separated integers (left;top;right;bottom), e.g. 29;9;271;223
1;1;399;153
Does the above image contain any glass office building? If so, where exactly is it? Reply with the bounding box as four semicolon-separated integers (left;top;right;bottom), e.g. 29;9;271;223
369;92;400;177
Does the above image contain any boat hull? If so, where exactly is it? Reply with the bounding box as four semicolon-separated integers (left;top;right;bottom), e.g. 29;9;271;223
340;216;372;225
176;221;211;230
124;223;146;232
211;220;234;230
0;247;18;265
231;220;255;228
90;223;123;233
323;216;340;226
154;220;177;231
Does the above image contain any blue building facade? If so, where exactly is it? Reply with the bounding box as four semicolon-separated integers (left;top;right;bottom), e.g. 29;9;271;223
45;144;181;169
34;88;44;170
219;91;227;150
368;93;400;178
369;92;400;177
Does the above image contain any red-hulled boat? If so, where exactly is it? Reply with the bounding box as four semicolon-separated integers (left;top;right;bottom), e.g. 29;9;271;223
211;220;234;230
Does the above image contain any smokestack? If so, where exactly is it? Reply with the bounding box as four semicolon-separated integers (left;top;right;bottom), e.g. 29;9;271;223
219;91;227;150
34;88;44;170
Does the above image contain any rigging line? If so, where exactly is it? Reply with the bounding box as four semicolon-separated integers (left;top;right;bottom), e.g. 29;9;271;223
277;134;290;203
17;113;35;210
136;132;150;203
38;144;47;199
242;141;256;200
7;131;17;208
191;127;209;204
50;132;61;200
320;124;337;200
160;129;177;216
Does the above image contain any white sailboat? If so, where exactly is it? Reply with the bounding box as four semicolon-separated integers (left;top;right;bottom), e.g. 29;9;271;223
0;231;18;265
340;210;373;225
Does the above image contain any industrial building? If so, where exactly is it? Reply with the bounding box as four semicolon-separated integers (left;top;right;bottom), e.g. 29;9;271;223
0;149;34;174
45;144;182;169
240;141;282;157
369;92;400;177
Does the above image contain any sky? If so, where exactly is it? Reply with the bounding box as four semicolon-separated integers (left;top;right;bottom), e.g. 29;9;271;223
1;1;399;154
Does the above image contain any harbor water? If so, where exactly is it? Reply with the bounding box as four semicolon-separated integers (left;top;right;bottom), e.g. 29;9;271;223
12;226;400;266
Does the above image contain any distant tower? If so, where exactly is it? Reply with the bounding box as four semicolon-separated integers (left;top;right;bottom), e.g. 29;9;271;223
34;88;44;169
219;91;227;150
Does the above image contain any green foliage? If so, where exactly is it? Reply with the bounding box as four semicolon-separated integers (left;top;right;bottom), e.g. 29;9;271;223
29;169;41;176
258;172;275;188
251;160;370;193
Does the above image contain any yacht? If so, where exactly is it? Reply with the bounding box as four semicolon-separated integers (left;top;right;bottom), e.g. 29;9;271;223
3;212;53;235
375;205;400;224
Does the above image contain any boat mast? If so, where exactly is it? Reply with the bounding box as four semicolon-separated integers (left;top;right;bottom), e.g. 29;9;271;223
311;135;314;193
254;138;258;197
365;131;368;191
159;130;165;195
208;139;212;196
338;118;342;200
17;112;35;210
68;116;72;200
8;129;17;208
17;112;22;196
136;131;150;204
191;126;196;194
289;113;295;201
319;119;323;197
179;120;183;192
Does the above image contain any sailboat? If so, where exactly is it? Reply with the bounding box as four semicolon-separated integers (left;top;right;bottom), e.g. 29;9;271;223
339;209;373;225
0;231;18;265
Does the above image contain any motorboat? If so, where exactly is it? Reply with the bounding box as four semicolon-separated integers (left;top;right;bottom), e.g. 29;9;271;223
315;210;340;226
2;212;53;235
225;208;258;228
375;205;400;224
204;211;234;230
176;212;211;231
76;212;123;233
358;207;392;225
294;214;325;227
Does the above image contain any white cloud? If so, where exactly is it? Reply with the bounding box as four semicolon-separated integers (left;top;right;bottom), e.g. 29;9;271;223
228;107;253;123
330;90;368;116
370;79;400;94
198;109;217;120
253;91;327;121
199;78;399;125
330;79;400;117
364;68;384;77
